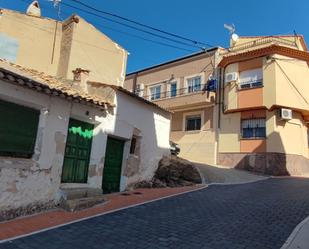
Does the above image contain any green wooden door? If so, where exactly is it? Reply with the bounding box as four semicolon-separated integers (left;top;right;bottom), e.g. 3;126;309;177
61;119;94;183
102;137;125;193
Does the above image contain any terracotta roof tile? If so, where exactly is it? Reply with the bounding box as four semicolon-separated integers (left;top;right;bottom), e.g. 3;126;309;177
0;59;113;109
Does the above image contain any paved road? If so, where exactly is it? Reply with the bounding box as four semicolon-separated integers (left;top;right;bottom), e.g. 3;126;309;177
195;163;267;184
2;178;309;249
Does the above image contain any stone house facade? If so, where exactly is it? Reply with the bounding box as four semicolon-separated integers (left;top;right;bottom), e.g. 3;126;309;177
0;4;171;219
0;59;170;220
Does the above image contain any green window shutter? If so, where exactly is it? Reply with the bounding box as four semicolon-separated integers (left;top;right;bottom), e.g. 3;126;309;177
0;99;40;158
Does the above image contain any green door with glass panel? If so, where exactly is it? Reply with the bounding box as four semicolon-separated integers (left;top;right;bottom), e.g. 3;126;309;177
102;137;125;193
61;119;94;183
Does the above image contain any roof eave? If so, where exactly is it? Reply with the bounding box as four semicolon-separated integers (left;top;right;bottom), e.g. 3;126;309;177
218;44;309;68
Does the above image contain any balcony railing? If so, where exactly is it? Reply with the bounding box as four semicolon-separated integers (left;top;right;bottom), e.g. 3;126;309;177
227;36;298;53
141;83;208;101
239;79;263;89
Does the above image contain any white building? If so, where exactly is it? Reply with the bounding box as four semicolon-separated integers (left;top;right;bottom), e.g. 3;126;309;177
0;59;171;219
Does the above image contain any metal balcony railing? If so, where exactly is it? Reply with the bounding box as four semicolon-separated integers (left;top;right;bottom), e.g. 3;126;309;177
239;79;263;89
141;83;208;101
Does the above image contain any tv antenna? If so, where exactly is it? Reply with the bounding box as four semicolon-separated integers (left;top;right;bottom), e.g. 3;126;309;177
48;0;62;20
224;24;236;34
224;24;239;44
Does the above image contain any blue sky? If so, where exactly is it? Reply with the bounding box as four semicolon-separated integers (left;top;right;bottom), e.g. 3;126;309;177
1;0;309;73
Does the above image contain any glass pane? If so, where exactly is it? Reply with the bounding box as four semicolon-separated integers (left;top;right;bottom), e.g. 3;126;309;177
186;119;195;131
186;116;201;131
255;127;266;138
194;77;201;91
187;79;194;93
196;118;201;130
171;83;177;97
150;85;161;100
242;128;254;138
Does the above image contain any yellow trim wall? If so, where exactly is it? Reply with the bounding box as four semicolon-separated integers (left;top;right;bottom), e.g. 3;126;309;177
266;111;308;158
219;55;309;159
218;113;241;153
273;55;309;111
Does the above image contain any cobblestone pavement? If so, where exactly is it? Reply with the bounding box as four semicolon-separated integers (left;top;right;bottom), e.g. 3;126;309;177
195;163;267;184
2;178;309;249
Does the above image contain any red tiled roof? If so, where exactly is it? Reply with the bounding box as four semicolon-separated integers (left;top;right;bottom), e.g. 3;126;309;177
0;59;113;110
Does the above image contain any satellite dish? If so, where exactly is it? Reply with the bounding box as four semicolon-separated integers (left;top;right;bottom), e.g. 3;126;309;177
231;33;239;42
26;1;41;17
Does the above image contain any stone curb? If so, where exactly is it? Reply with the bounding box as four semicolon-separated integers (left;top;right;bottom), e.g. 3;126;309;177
206;176;270;186
280;215;309;249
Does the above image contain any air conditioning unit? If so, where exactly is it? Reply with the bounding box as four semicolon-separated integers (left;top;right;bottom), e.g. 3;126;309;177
225;72;238;83
135;83;144;97
280;108;292;120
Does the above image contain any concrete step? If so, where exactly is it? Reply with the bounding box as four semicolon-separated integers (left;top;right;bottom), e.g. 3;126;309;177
61;188;103;200
60;195;106;212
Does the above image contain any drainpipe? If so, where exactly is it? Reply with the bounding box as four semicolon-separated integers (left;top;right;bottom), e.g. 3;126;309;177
132;73;138;94
221;66;226;116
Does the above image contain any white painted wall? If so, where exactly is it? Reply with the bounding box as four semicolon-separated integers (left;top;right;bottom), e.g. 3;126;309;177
0;80;70;211
0;80;171;213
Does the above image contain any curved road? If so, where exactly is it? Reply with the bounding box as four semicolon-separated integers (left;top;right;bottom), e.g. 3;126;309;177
2;178;309;249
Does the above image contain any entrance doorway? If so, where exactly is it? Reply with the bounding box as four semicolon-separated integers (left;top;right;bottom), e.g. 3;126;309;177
61;119;94;183
102;137;125;193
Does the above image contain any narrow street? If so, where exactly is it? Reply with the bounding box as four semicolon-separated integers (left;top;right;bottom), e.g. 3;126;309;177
2;178;309;249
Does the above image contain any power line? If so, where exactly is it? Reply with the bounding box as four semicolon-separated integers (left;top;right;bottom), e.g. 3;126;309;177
18;0;209;51
60;2;205;50
16;0;205;52
42;1;196;52
67;0;214;48
54;2;196;52
16;0;196;53
97;25;195;53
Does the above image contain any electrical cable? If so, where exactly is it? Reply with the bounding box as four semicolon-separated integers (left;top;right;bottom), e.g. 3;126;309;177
17;0;197;52
67;0;214;48
60;2;206;50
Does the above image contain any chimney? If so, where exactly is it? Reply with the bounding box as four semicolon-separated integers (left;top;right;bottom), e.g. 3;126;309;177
26;1;41;17
72;68;90;93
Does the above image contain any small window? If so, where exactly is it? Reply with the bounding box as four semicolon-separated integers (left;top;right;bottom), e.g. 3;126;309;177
150;85;161;100
130;136;137;154
241;118;266;139
187;76;201;93
0;99;40;158
186;115;201;131
239;69;263;89
170;82;177;97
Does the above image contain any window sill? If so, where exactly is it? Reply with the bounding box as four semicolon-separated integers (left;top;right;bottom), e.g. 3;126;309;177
240;137;266;140
184;130;201;134
237;85;264;92
0;156;37;170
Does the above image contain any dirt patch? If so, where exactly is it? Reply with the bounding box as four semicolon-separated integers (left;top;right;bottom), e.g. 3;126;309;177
134;156;202;188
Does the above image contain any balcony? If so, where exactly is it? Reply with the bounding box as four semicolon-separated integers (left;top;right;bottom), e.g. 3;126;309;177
226;36;299;54
141;84;215;110
238;79;263;90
